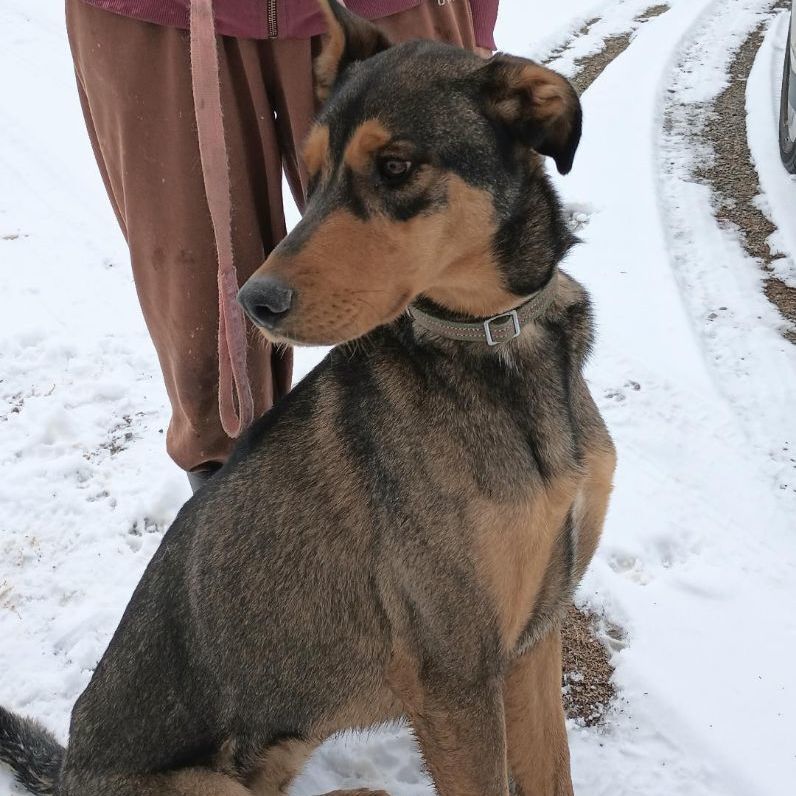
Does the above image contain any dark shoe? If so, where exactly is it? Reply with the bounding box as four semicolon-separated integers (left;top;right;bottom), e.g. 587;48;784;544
187;462;222;494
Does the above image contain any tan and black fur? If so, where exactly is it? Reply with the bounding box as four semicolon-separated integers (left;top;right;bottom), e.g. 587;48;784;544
0;2;615;795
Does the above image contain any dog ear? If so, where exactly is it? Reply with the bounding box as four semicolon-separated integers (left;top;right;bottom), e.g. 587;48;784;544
479;55;582;174
315;0;393;102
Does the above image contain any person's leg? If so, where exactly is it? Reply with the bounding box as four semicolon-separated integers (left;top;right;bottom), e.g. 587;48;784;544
376;0;478;49
66;0;292;475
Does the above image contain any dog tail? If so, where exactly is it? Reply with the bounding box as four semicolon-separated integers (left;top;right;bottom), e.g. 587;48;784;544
0;706;64;795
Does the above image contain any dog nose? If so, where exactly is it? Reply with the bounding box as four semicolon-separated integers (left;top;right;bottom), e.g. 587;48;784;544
238;277;293;329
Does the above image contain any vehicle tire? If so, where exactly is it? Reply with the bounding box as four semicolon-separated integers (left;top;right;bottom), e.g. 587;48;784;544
780;22;796;173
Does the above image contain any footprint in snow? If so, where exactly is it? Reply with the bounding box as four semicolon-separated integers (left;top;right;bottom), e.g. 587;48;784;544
564;202;594;233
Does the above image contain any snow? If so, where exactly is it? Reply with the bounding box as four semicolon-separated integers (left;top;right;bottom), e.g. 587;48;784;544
2;1;795;795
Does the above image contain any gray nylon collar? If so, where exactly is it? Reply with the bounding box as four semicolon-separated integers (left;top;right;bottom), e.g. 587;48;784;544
407;270;559;346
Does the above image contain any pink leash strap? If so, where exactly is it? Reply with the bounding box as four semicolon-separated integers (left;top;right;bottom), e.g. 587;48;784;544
189;0;254;438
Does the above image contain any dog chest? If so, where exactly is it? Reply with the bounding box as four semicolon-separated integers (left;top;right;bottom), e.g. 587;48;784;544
471;472;579;655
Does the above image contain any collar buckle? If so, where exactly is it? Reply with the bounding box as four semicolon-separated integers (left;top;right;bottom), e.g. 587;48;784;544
483;309;521;346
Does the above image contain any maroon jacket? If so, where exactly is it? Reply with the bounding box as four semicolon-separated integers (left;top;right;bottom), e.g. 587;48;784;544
80;0;499;49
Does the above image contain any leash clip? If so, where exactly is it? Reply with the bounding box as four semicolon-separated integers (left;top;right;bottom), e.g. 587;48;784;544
483;310;521;346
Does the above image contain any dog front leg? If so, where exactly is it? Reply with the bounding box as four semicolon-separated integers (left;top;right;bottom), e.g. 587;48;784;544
504;627;574;796
390;661;509;796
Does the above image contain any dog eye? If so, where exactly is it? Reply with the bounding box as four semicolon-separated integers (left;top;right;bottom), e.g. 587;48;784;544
378;158;413;184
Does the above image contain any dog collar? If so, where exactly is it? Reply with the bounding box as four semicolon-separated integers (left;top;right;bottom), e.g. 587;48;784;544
407;270;558;347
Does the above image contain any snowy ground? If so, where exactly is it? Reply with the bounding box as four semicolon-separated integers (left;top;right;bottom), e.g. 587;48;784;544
2;1;795;795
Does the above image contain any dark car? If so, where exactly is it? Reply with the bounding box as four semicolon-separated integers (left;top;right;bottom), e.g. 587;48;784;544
781;10;796;172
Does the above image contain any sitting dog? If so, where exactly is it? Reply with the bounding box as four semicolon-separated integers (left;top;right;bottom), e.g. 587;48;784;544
0;2;615;794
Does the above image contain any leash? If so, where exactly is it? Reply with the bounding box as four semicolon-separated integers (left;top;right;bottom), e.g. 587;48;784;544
189;0;254;438
407;270;559;346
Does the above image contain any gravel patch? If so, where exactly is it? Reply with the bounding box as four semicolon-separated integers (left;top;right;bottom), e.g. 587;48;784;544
562;605;618;726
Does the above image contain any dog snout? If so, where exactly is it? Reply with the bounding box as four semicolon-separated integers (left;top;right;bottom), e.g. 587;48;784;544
238;277;294;330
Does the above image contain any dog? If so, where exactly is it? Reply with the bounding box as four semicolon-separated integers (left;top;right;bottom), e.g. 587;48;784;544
0;2;616;795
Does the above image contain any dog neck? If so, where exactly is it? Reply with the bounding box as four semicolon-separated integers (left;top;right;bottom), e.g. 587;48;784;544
406;269;559;349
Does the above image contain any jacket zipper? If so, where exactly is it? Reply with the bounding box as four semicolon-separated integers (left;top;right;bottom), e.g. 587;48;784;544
266;0;278;37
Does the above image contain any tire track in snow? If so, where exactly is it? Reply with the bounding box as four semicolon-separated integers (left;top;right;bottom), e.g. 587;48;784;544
696;1;795;339
544;2;671;93
552;2;796;790
570;5;671;93
538;4;680;723
659;0;796;498
543;4;675;243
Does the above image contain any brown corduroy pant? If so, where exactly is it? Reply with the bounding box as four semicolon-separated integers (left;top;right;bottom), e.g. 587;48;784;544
65;0;477;473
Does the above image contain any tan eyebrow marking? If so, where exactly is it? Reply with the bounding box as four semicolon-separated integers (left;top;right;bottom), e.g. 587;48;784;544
303;124;331;179
343;119;392;172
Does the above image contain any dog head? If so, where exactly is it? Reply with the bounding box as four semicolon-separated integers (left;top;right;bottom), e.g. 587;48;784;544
239;0;581;346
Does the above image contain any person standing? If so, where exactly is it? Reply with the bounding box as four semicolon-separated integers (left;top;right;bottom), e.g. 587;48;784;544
66;0;499;490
